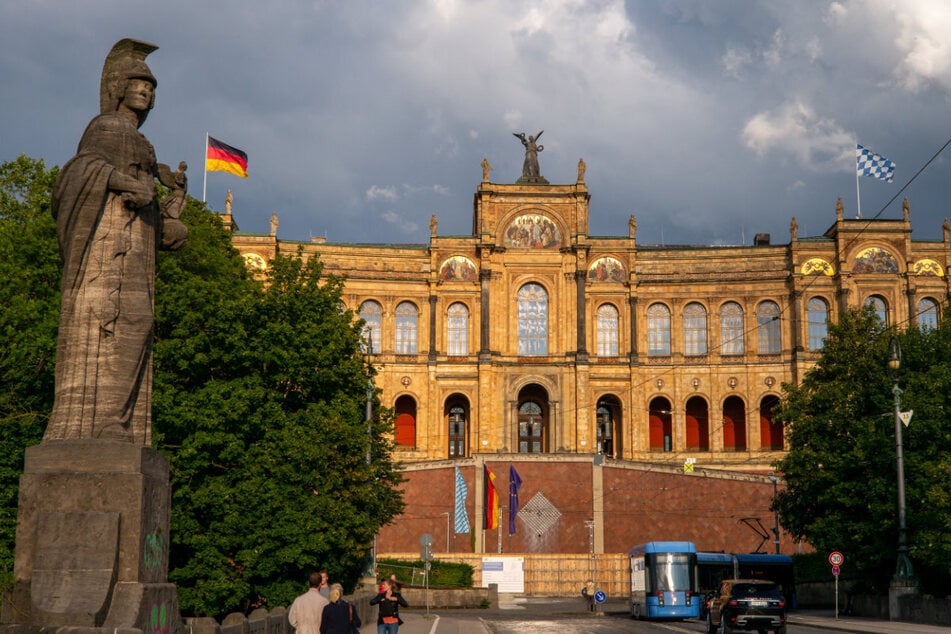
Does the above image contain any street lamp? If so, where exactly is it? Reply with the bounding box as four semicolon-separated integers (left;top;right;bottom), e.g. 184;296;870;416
768;472;780;554
887;337;915;586
359;335;377;586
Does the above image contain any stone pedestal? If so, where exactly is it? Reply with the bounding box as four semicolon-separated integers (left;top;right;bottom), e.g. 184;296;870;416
1;441;182;634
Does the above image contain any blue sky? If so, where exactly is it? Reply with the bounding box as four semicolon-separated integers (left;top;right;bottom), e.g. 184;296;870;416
3;1;951;246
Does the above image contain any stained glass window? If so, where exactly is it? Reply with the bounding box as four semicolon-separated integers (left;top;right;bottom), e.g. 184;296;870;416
756;301;781;355
395;301;418;354
359;300;382;354
447;302;469;356
720;302;744;356
684;302;707;356
518;283;548;355
596;304;619;357
807;297;828;350
647;303;671;357
918;297;939;331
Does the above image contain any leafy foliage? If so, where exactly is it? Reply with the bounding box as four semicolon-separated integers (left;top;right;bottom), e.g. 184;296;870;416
153;205;404;617
0;156;60;580
377;558;473;588
775;307;951;593
0;156;404;616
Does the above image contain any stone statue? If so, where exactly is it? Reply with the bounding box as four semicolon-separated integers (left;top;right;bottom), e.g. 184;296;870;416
629;214;637;239
430;213;438;237
903;197;910;222
225;188;233;214
577;157;586;183
481;156;491;182
270;211;279;236
514;130;544;179
45;38;187;445
835;197;844;221
790;217;798;239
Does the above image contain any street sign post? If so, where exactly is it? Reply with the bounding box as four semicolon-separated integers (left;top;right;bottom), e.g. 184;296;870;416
829;551;844;619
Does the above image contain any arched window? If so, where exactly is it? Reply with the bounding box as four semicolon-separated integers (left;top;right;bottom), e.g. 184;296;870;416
722;396;746;451
720;302;744;356
918;297;939;331
864;295;887;326
756;301;781;355
647;304;671;357
596;304;619;357
447;302;469;356
394;395;417;448
649;397;673;452
596;396;622;458
446;396;469;458
359;300;382;354
685;396;709;451
684;302;707;356
517;283;548;355
518;401;545;453
806;297;829;350
394;302;418;354
759;395;783;450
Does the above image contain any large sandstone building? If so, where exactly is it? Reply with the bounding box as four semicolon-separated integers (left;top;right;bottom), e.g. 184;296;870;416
225;159;949;556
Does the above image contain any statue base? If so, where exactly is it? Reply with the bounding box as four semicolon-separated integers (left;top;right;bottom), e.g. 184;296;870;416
516;176;549;185
1;441;183;634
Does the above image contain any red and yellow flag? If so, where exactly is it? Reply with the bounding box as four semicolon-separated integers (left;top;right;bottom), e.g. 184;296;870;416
206;136;248;178
484;465;499;530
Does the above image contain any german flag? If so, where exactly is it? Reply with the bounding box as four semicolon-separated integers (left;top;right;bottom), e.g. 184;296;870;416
206;136;248;178
484;465;499;530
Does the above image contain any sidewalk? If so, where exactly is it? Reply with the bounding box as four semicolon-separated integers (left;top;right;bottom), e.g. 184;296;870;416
357;601;951;634
788;609;951;634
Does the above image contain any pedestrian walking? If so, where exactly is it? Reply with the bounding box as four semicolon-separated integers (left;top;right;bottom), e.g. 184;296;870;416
369;578;408;634
288;572;330;634
319;583;360;634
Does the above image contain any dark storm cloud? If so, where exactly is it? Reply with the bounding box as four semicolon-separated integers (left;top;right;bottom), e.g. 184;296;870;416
2;1;950;246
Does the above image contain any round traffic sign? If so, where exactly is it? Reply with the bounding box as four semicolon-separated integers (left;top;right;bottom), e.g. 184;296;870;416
829;551;844;566
420;533;433;547
594;590;606;604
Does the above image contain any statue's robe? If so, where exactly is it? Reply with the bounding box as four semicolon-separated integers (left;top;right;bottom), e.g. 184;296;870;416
46;112;160;444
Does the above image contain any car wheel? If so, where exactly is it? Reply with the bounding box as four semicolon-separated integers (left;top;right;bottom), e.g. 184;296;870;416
774;627;786;634
706;612;718;634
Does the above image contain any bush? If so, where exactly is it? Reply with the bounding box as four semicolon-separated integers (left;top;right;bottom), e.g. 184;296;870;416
377;558;473;588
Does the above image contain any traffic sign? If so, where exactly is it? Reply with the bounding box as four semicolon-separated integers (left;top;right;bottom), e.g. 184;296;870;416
832;565;840;576
829;551;844;566
420;533;434;547
594;590;606;604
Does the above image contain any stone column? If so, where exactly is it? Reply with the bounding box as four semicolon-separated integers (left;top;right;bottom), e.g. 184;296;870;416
479;268;491;361
575;270;588;362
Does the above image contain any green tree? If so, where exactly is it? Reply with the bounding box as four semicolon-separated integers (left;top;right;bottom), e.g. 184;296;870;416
0;156;405;615
153;205;404;617
775;307;951;593
0;155;60;580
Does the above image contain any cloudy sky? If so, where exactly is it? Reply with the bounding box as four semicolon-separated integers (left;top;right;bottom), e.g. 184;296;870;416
3;1;951;246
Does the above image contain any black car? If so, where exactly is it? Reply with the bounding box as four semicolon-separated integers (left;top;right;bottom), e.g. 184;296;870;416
706;579;786;634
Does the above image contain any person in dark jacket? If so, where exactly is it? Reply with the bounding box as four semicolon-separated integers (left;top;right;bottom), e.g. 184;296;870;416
369;578;408;634
319;584;360;634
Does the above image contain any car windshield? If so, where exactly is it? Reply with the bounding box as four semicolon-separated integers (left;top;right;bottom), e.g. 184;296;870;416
734;583;781;599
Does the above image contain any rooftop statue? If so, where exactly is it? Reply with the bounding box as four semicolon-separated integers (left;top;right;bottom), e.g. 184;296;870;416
513;130;547;183
45;38;187;445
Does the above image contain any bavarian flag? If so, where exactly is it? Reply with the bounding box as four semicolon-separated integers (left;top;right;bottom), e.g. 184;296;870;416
483;464;499;530
206;135;248;178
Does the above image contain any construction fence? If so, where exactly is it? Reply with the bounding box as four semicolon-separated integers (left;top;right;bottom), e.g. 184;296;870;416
379;552;630;598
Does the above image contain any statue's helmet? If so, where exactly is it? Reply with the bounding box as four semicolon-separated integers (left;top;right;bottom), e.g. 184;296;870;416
99;38;158;114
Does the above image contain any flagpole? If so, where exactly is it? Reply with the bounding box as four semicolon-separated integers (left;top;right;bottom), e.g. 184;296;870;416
202;133;209;203
855;163;862;219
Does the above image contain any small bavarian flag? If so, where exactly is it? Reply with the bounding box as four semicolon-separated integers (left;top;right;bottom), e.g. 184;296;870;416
683;458;696;473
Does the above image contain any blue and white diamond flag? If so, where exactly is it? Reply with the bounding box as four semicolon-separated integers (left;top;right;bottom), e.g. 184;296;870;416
856;144;895;183
453;466;471;534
